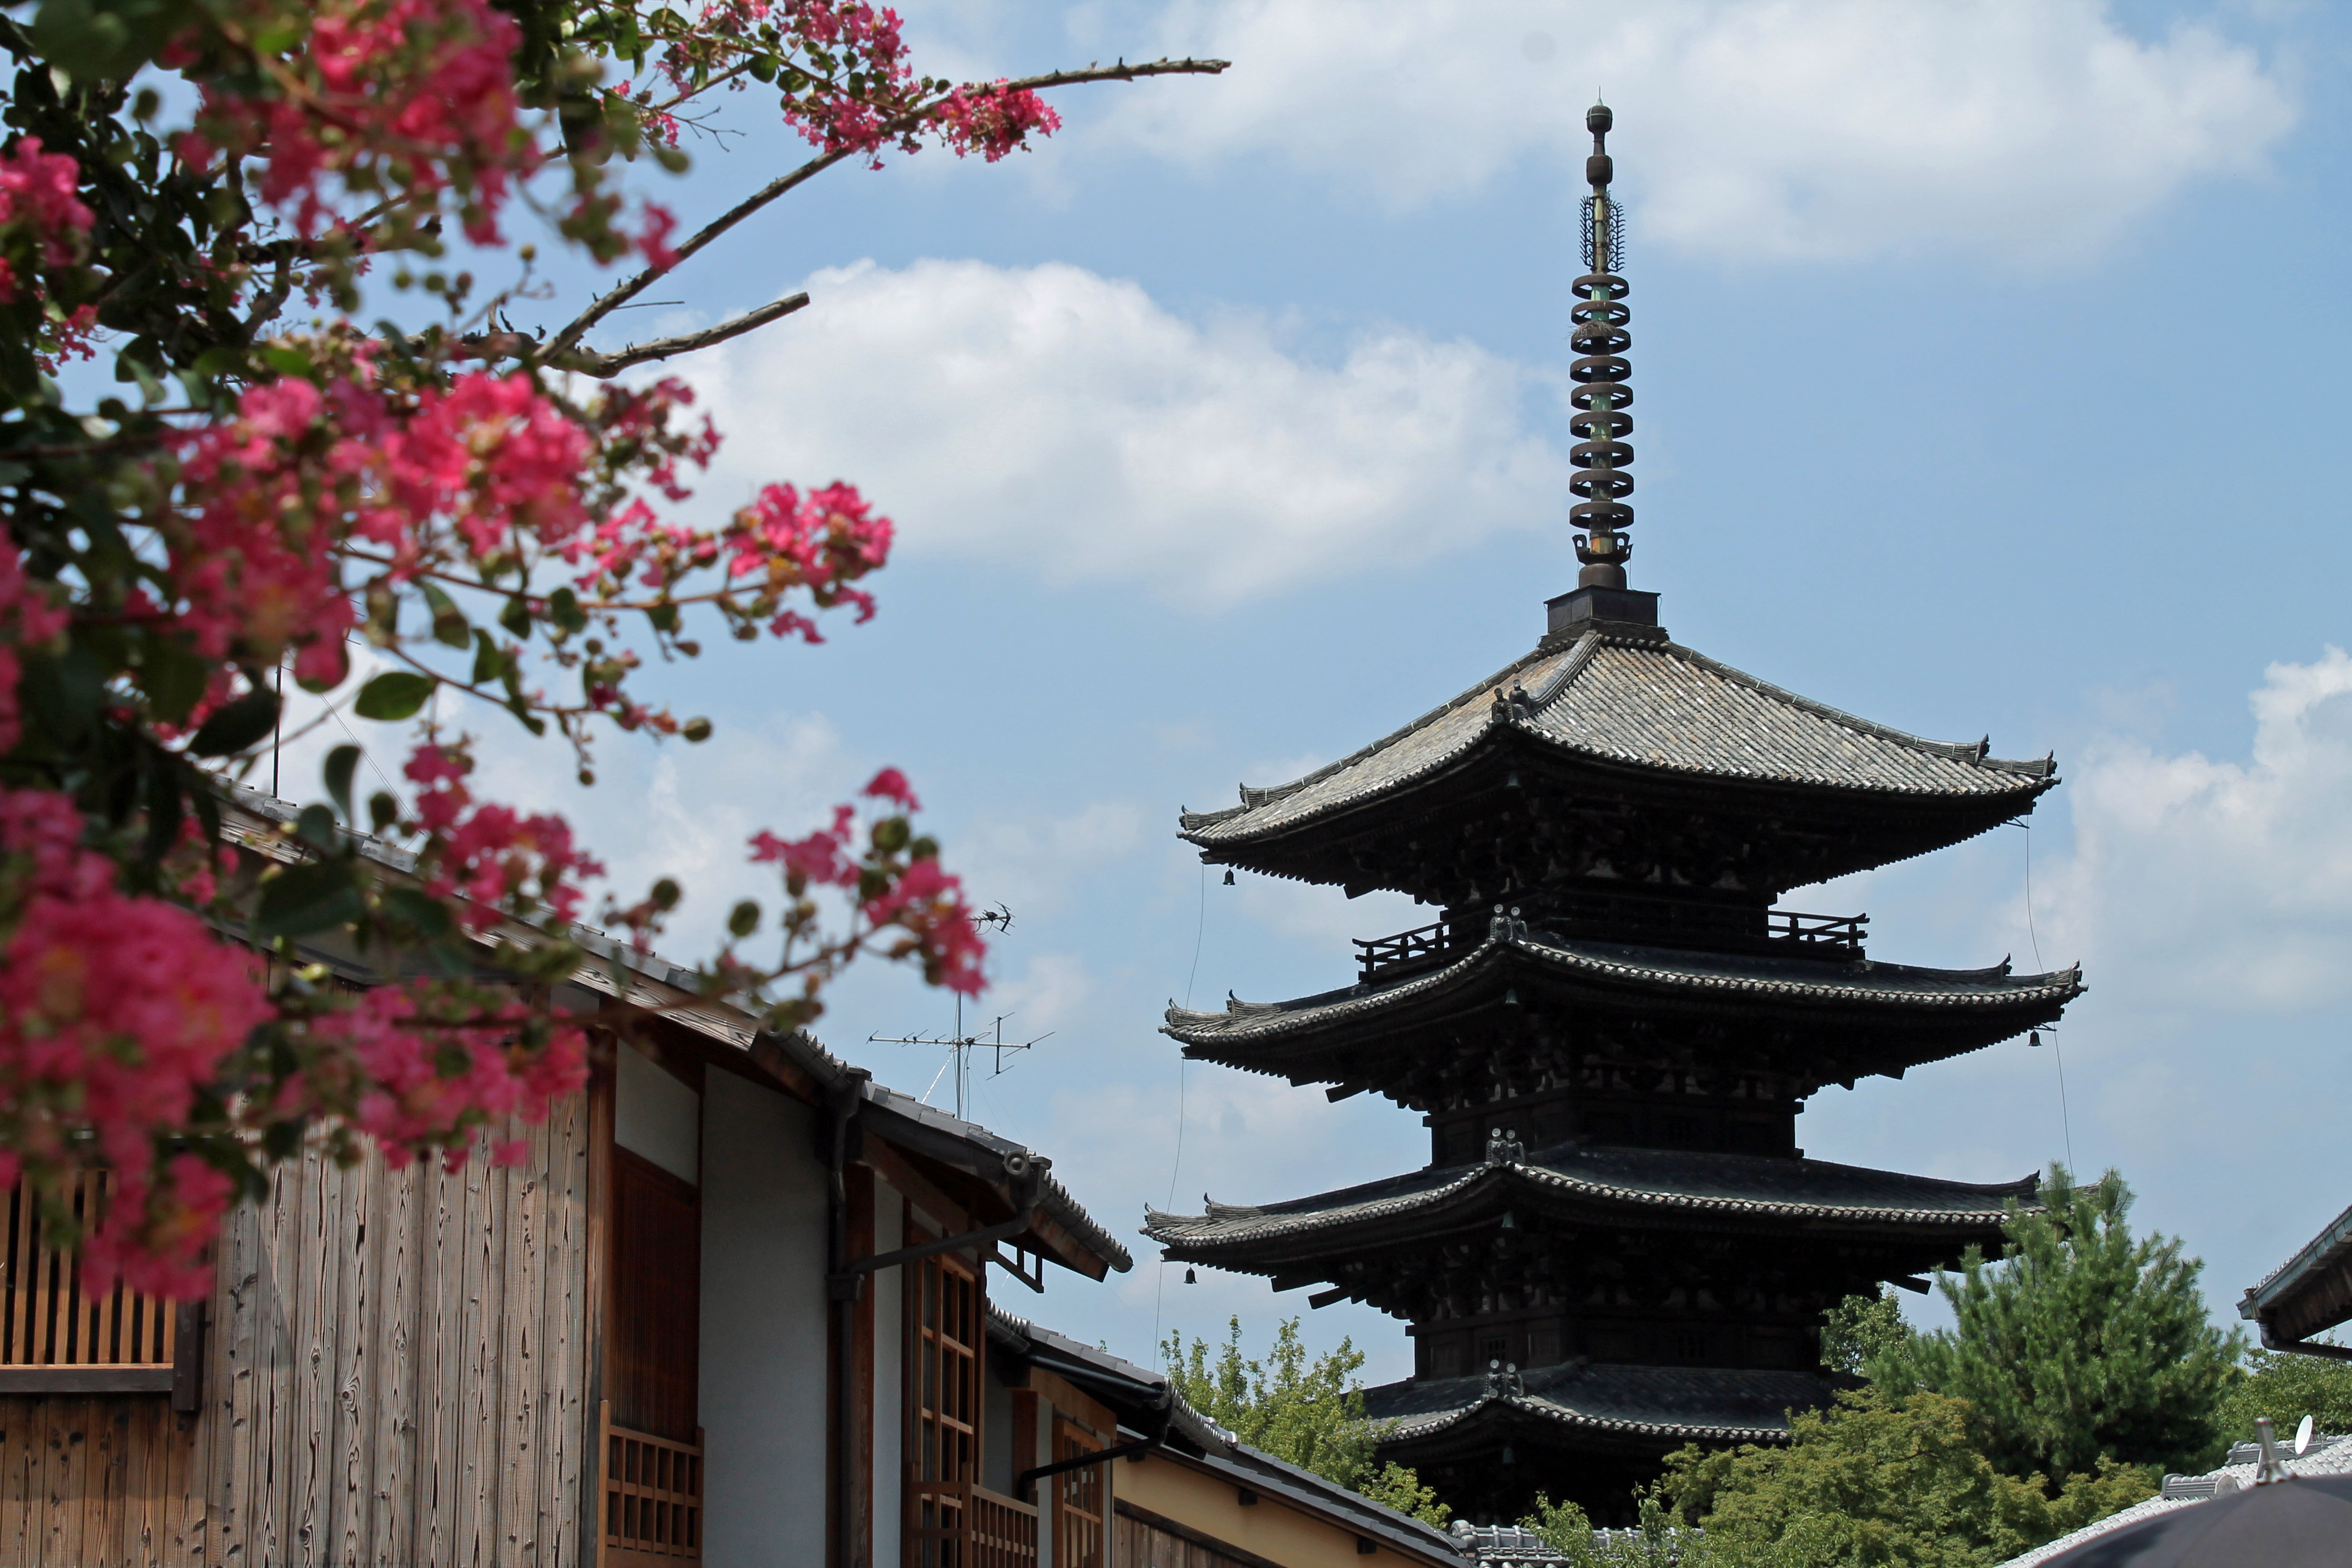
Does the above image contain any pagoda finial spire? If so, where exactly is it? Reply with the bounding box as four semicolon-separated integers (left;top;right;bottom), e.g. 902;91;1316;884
1570;100;1635;590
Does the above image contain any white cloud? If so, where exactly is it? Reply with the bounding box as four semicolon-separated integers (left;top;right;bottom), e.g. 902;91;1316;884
1096;0;2294;266
2038;648;2352;1011
956;799;1149;917
677;258;1572;603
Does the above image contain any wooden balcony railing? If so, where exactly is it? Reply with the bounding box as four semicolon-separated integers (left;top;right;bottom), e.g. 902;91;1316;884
2;1173;183;1393
599;1402;703;1565
1354;894;1868;980
909;1479;1039;1568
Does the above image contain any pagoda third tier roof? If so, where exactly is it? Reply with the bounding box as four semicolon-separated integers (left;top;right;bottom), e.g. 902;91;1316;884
1178;628;2056;900
1163;924;2082;1100
1364;1362;1834;1451
1143;1145;2035;1267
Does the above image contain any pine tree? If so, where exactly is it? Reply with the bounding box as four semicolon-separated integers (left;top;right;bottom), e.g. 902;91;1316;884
1865;1166;2240;1479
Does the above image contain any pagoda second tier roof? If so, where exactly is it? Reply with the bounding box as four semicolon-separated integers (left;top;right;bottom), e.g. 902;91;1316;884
1164;925;2082;1093
1365;1361;1833;1450
1144;1145;2036;1264
1177;629;2055;893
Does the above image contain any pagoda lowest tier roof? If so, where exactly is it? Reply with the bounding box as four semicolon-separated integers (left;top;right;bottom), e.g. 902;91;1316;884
1178;627;2055;897
1164;923;2082;1097
1144;1144;2035;1266
1365;1360;1833;1451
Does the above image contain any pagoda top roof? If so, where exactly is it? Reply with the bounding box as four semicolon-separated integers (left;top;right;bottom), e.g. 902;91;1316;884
1365;1360;1831;1449
1166;925;2082;1048
1179;629;2054;848
1144;1145;2037;1257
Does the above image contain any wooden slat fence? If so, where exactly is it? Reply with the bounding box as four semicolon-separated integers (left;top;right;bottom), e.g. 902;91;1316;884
0;1098;594;1567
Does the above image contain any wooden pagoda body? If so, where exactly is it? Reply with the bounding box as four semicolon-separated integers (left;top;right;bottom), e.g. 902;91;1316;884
1145;592;2083;1521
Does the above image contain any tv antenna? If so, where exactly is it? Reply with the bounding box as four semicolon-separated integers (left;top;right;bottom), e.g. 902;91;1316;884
868;903;1048;1120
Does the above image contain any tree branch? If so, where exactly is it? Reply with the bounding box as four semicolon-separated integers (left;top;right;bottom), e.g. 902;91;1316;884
567;291;810;378
544;56;1230;360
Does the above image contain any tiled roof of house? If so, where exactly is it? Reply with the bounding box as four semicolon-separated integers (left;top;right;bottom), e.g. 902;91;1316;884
1999;1433;2352;1566
1145;1146;2037;1254
2239;1199;2352;1348
1179;633;2054;846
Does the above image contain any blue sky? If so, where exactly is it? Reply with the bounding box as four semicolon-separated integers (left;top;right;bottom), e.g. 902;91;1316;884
318;1;2352;1379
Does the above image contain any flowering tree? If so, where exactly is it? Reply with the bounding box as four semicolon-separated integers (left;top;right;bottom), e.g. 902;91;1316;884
0;0;1222;1295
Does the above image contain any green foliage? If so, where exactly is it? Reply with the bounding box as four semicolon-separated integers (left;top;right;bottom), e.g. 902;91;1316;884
1821;1288;1909;1377
2212;1345;2352;1459
1523;1493;1690;1566
1163;1316;1449;1528
1356;1462;1452;1531
1863;1165;2240;1479
1641;1390;2156;1568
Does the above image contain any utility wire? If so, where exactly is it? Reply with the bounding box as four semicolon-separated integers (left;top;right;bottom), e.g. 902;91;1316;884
1155;863;1210;1353
2016;822;2075;1172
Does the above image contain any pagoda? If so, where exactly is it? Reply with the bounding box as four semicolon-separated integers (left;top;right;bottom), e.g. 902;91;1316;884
1142;106;2084;1523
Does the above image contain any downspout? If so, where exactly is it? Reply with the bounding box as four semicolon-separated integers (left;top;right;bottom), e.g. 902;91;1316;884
825;1078;868;1568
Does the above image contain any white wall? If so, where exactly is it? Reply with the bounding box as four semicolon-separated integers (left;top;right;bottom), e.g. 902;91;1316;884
616;1038;700;1182
698;1066;829;1566
873;1184;904;1568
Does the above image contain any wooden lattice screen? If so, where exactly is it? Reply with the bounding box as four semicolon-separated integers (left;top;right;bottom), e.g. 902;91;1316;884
598;1400;703;1565
1050;1419;1104;1568
2;1173;178;1379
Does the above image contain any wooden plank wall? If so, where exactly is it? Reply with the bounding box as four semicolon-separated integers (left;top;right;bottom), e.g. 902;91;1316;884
0;1095;592;1567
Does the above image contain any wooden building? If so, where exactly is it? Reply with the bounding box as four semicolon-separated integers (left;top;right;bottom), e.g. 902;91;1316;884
2241;1202;2352;1362
1144;110;2084;1521
0;783;1158;1567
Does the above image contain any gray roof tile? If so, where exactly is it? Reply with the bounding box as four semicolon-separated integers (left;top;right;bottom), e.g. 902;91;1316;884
1366;1360;1835;1446
1181;633;2053;845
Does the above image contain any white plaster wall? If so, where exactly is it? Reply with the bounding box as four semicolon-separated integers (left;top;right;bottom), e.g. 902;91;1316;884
616;1038;700;1182
873;1184;904;1568
697;1066;827;1566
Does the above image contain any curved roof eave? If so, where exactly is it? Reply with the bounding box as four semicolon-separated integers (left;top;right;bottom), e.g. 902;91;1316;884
1163;934;2084;1048
1142;1148;2039;1254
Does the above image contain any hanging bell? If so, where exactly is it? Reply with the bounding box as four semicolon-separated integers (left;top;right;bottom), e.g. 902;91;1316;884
2028;1031;2042;1048
1184;1267;1197;1284
1222;869;1235;885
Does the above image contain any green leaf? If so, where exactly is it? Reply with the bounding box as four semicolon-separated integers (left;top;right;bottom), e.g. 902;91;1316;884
19;644;107;744
420;580;471;650
324;744;360;824
138;635;211;726
31;0;197;80
380;886;455;940
351;671;435;721
470;628;503;685
251;859;364;940
368;791;400;835
499;595;532;638
548;587;587;635
294;804;337;851
187;685;281;756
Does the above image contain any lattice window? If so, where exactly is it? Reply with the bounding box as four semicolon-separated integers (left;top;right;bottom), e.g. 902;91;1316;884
2;1174;180;1386
1051;1419;1104;1568
598;1400;702;1565
910;1242;981;1490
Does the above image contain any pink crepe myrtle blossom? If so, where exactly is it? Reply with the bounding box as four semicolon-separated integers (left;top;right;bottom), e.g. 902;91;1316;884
932;83;1061;162
404;742;603;928
0;137;94;301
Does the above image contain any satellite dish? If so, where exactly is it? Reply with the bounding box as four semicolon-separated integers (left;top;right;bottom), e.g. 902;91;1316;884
2296;1414;2316;1456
